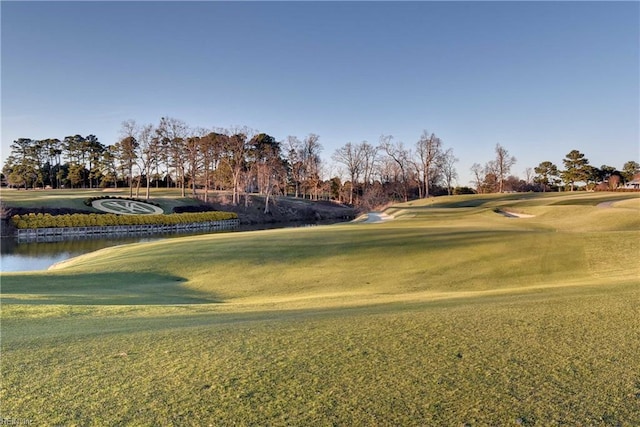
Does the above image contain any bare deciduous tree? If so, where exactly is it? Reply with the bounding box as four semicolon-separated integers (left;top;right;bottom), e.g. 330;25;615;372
332;142;363;205
199;131;224;203
156;117;190;197
185;128;207;198
524;167;533;184
223;129;250;206
301;134;323;200
380;135;410;202
136;123;157;200
415;131;442;198
360;141;378;191
285;136;303;198
249;133;285;213
470;163;484;193
117;121;139;197
494;143;516;193
441;148;458;195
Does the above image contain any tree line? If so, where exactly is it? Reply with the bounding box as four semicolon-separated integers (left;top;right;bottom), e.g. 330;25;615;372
3;117;639;210
470;146;639;194
1;119;461;210
2;118;324;212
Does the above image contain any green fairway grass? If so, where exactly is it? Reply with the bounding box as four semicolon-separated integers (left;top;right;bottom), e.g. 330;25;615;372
1;192;639;425
0;188;205;213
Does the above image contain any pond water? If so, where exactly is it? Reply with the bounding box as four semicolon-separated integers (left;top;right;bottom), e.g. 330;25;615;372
1;235;164;272
1;220;345;272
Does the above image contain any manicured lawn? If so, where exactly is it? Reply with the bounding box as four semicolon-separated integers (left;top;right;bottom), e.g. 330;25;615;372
0;188;204;213
1;192;639;425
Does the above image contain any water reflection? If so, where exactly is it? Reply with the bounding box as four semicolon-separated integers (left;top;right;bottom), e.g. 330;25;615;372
1;235;163;272
0;220;347;272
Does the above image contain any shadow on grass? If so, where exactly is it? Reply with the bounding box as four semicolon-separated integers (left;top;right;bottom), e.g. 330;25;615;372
6;281;637;345
1;272;220;305
426;193;541;208
208;227;536;268
549;193;638;206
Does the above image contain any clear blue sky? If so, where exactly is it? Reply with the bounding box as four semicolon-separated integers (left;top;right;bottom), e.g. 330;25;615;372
2;1;638;186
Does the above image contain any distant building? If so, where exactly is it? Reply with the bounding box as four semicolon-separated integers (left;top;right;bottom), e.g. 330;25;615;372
594;172;640;191
618;172;640;190
622;177;640;190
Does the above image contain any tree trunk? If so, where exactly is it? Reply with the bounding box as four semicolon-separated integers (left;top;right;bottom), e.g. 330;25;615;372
232;173;240;205
203;170;210;203
264;188;271;214
135;175;142;198
180;168;186;198
129;167;133;198
145;171;151;200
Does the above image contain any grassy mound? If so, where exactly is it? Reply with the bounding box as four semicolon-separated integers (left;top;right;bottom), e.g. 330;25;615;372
1;192;639;425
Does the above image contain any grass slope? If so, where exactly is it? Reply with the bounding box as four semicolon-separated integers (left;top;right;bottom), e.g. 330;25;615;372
1;192;639;425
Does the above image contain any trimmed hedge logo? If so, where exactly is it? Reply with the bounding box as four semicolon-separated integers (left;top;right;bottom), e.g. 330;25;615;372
92;199;164;215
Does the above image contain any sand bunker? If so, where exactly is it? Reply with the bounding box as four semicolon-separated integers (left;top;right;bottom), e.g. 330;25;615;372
497;210;535;218
596;201;615;208
364;212;394;223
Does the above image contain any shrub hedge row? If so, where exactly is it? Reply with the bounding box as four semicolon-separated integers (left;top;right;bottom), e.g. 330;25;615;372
11;212;238;229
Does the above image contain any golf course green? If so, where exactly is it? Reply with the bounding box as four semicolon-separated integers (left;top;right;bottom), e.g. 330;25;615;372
1;191;639;425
